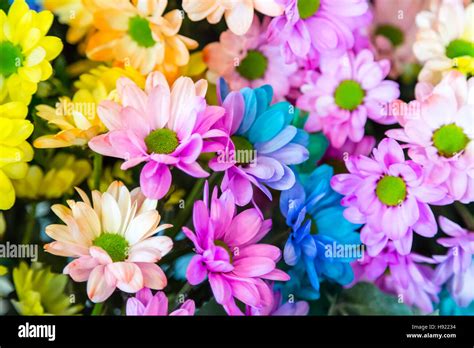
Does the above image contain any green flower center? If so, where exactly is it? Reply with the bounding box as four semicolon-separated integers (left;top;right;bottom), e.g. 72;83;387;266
432;123;469;157
0;41;23;77
445;39;474;59
374;24;405;47
297;0;321;19
231;135;255;165
215;240;233;263
128;16;156;48
375;176;407;207
334;80;365;111
236;50;268;81
145;128;179;154
93;233;129;262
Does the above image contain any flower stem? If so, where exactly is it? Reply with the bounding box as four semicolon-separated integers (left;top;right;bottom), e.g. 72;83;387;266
21;202;37;244
455;202;474;230
91;302;104;316
92;153;103;190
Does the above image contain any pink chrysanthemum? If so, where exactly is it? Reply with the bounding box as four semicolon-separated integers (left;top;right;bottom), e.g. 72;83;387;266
351;243;440;313
204;15;297;101
88;72;227;199
267;0;370;66
126;288;195;316
387;71;474;204
331;138;446;256
44;181;173;303
183;184;289;315
298;49;400;148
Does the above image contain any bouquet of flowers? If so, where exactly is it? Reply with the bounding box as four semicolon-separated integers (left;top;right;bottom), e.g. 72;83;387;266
0;0;473;318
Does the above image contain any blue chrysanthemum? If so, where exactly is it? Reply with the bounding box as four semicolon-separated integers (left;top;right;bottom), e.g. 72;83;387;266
280;164;361;295
210;78;309;206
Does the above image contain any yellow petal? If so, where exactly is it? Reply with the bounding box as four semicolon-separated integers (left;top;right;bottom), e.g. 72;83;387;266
25;46;46;67
2;161;29;180
0;102;28;119
39;36;63;61
21;27;41;53
18;65;42;83
0;170;15;210
35;10;54;36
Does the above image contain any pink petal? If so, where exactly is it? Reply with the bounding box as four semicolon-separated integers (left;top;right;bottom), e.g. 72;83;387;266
140;162;172;199
87;265;117;303
186;255;208;285
135;263;167;290
107;262;144;293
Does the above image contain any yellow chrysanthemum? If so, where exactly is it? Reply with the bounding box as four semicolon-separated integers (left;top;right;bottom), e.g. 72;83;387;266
13;153;92;200
12;262;83;315
414;2;474;83
0;101;34;210
0;0;63;104
44;0;94;46
85;0;198;75
33;64;144;148
0;265;7;277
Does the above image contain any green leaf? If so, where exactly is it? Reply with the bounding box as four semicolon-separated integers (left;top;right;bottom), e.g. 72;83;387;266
328;282;418;315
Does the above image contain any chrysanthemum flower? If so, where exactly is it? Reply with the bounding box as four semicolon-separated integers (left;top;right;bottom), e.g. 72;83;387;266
12;153;91;200
44;181;173;303
0;0;63;104
298;49;400;148
413;0;474;83
34;65;144;148
331;138;446;256
351;243;440;314
209;79;309;206
12;262;83;315
182;0;283;36
204;15;297;101
89;71;226;200
126;288;195;315
433;217;474;307
86;0;198;75
267;0;370;65
183;184;289;315
387;71;473;204
280;165;361;294
0;101;34;210
371;0;428;79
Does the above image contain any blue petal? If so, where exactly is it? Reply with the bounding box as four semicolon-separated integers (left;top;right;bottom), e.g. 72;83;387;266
248;109;285;143
254;125;297;154
236;88;257;135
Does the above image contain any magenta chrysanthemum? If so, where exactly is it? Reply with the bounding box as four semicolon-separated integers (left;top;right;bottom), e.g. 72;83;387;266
183;184;289;315
88;72;227;200
298;49;400;148
331;138;446;256
267;0;371;66
387;71;474;204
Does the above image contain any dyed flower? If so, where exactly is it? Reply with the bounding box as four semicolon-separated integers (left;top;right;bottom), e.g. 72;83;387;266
12;153;91;200
267;0;370;66
438;288;474;315
387;71;473;204
350;243;440;313
183;184;289;315
371;0;427;79
204;15;297;101
246;287;309;316
413;0;474;83
323;135;375;171
0;101;34;210
126;288;195;316
44;0;94;45
86;0;198;75
44;181;173;302
331;138;446;256
0;0;63;104
182;0;283;36
89;72;226;200
280;164;361;294
433;217;474;307
298;49;400;148
34;65;145;148
12;262;83;315
210;79;309;206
